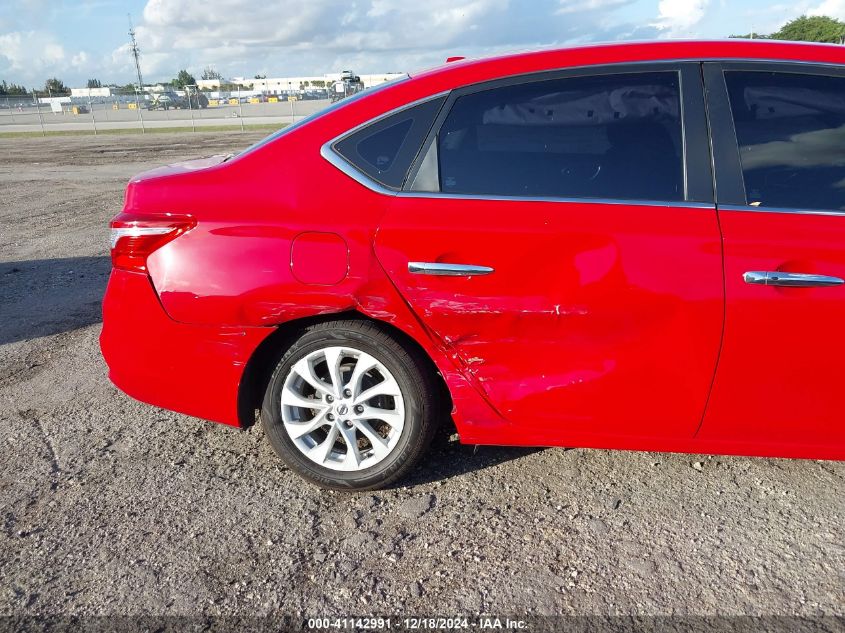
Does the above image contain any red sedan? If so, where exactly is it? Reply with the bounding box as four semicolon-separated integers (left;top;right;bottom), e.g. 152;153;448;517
101;40;845;489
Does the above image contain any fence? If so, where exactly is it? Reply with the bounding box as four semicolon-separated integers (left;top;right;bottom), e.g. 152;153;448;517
0;87;330;135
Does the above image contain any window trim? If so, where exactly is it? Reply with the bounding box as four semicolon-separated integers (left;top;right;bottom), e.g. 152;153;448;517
323;59;845;207
321;135;712;208
403;61;713;205
322;62;716;205
704;60;845;215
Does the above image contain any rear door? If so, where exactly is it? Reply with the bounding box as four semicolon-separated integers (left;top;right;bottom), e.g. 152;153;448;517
368;63;724;442
699;62;845;453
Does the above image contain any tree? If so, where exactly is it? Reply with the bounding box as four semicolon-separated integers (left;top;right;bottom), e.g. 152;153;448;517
733;15;845;43
254;74;266;79
201;66;222;80
771;15;845;43
86;78;102;89
729;32;770;39
0;80;28;96
171;69;197;88
44;77;68;94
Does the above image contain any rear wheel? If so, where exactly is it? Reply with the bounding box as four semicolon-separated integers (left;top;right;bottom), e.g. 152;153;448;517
261;320;441;490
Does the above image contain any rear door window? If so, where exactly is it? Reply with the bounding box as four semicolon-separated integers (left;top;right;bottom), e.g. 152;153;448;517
724;70;845;211
436;71;684;201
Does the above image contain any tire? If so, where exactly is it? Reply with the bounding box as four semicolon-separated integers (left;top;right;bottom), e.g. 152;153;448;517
261;320;442;490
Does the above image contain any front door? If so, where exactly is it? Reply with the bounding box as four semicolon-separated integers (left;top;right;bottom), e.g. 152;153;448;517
700;63;845;453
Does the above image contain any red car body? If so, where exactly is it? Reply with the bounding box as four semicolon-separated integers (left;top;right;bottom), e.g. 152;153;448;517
101;40;845;461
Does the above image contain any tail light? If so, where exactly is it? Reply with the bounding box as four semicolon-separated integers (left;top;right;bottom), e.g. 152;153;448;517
109;212;196;273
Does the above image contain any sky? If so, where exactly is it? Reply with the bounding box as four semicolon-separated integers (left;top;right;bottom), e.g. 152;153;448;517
2;0;845;88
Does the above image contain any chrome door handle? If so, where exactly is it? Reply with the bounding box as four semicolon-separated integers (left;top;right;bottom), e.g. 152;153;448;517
408;262;494;276
743;271;844;287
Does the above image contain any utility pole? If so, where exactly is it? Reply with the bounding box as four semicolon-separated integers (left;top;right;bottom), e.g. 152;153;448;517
128;14;144;91
187;84;196;132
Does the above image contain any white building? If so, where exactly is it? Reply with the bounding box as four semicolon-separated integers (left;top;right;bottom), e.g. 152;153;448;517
70;87;112;97
217;73;405;93
196;79;222;90
69;72;405;96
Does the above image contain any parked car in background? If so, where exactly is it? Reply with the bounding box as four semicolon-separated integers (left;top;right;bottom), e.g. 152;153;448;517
187;91;209;109
146;93;175;110
147;90;208;110
102;40;845;490
330;71;365;102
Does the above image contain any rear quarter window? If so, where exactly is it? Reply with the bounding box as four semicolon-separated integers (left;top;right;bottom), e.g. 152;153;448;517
332;96;446;190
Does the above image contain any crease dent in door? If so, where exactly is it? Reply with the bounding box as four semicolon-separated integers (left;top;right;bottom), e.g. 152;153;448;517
374;198;725;443
367;238;513;437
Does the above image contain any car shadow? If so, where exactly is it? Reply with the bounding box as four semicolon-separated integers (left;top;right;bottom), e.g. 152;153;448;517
0;256;111;345
398;425;548;487
3;255;547;485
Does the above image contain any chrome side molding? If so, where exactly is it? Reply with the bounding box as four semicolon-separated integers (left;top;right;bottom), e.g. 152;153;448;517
408;262;494;276
743;271;844;287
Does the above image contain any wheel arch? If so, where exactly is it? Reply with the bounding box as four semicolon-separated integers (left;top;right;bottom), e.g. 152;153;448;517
236;311;453;430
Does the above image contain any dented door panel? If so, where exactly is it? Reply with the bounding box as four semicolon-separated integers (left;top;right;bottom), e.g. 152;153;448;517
375;196;724;440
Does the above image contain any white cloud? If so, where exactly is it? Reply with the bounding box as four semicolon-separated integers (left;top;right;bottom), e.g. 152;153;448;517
24;0;845;88
558;0;631;14
113;0;647;83
0;30;65;75
809;0;845;19
0;28;138;88
71;51;89;68
1;0;658;87
654;0;711;36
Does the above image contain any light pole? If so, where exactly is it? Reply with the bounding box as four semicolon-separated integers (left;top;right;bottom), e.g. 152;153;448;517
135;86;145;134
88;87;97;135
186;83;197;132
34;90;45;136
237;85;244;132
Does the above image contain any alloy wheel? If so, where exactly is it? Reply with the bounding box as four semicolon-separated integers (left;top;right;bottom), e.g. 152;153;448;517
280;346;406;471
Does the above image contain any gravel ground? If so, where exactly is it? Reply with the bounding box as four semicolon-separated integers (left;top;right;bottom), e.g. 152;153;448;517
0;133;842;624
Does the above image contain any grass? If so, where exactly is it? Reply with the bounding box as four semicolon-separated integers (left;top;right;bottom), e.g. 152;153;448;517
0;122;286;138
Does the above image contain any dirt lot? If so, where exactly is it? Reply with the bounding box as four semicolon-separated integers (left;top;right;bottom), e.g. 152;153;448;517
0;133;842;623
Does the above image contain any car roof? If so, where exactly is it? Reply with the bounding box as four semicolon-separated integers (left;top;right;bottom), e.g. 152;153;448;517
410;39;845;84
